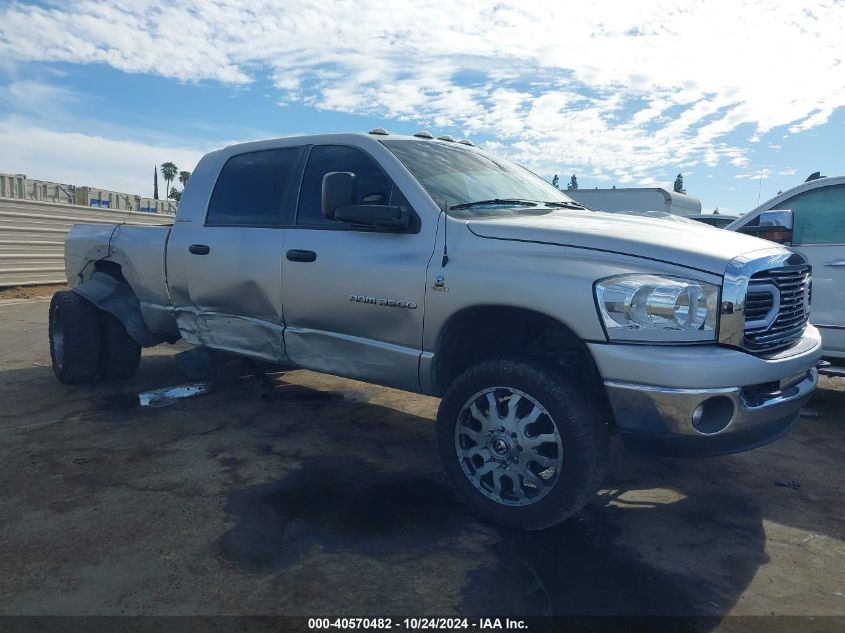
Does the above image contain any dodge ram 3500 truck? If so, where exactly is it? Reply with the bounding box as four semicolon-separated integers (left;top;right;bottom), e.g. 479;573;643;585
52;131;821;529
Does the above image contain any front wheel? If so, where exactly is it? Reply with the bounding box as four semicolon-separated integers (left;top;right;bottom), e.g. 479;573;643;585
436;359;609;530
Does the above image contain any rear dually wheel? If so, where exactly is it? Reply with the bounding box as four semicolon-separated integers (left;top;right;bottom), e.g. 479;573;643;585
49;290;101;384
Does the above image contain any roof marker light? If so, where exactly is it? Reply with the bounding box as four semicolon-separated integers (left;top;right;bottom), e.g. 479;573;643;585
369;127;390;135
457;139;475;146
437;135;456;142
413;130;434;139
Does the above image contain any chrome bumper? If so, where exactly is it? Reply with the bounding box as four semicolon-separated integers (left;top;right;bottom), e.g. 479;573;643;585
605;368;818;457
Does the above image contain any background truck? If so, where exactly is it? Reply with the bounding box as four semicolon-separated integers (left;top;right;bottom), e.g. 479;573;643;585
51;131;821;529
567;187;702;216
728;174;845;361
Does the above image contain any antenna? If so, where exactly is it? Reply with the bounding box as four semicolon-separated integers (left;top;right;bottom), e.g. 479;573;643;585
757;168;764;205
441;201;449;267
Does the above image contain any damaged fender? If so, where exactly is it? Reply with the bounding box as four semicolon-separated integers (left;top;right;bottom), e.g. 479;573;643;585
71;271;167;347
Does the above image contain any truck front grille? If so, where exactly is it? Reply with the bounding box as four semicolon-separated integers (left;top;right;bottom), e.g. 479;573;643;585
743;265;810;351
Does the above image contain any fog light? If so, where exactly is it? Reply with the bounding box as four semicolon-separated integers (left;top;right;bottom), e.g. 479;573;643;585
691;396;735;435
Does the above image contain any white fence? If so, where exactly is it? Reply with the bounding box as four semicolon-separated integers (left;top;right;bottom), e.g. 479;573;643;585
0;198;173;287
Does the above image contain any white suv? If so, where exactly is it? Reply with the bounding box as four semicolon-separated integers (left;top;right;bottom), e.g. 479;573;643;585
728;175;845;360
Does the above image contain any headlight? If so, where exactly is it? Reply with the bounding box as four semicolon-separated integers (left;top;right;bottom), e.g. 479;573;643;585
594;275;719;342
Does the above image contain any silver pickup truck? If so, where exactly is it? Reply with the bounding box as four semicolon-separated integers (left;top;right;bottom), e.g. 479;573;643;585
51;131;821;529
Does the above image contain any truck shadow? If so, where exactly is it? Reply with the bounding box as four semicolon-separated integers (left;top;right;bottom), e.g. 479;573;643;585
218;450;757;624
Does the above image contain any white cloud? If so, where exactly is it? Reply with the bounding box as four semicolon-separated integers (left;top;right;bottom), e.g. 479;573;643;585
0;117;206;196
0;80;78;119
788;107;836;133
0;0;844;182
735;168;772;180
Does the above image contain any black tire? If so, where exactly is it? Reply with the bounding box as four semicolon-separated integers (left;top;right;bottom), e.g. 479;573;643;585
99;311;141;380
49;290;101;384
436;359;609;530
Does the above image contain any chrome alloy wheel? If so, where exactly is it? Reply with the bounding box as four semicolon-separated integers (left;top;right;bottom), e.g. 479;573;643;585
454;386;564;507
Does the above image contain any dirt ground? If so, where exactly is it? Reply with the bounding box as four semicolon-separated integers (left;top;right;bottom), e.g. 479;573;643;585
1;295;843;627
0;283;66;300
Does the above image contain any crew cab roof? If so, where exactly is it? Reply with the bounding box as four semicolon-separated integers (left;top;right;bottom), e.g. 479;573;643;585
221;132;460;155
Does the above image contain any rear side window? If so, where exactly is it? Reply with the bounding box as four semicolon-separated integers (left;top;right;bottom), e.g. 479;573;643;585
774;184;845;245
206;148;299;226
297;145;395;226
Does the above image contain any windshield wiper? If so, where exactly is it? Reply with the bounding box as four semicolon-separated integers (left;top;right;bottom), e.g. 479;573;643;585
449;198;538;210
535;200;586;209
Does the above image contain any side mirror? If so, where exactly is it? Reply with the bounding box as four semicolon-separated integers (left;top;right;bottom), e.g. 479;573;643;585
322;172;356;220
334;204;410;231
739;209;793;244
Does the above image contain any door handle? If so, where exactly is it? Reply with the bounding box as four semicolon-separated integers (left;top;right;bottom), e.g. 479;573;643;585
286;249;317;262
188;244;210;255
823;260;845;267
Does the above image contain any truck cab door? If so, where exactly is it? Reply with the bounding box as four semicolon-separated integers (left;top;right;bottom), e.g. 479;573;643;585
167;146;304;362
281;144;437;391
770;184;845;357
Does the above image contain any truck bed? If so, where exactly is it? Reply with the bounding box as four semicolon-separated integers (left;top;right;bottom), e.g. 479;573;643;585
65;222;177;336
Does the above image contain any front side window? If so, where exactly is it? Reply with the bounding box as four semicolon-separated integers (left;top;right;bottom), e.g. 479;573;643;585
382;140;576;218
206;148;299;226
297;145;398;226
774;184;845;245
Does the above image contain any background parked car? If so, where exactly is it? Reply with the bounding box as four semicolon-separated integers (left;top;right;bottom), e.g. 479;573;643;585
728;174;845;361
689;214;740;228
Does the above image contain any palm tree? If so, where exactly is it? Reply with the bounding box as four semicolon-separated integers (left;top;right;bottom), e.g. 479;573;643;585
160;162;178;198
178;170;192;189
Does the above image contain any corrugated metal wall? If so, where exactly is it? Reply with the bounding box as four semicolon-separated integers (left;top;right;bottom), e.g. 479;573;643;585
0;198;173;287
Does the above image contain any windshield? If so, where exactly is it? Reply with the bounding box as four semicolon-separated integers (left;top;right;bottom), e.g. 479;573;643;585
382;140;579;218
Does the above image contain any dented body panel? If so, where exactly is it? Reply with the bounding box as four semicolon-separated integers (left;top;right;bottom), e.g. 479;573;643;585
71;271;167;347
67;223;179;340
169;225;288;362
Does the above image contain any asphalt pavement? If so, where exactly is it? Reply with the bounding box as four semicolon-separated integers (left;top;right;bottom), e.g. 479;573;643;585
1;296;844;625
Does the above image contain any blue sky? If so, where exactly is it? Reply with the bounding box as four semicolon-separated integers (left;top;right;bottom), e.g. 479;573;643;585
1;0;843;214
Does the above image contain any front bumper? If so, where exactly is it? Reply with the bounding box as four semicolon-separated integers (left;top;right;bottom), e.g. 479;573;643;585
589;327;822;457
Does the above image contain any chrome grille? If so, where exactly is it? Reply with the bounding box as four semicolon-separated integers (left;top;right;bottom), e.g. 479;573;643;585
744;290;775;323
744;265;810;351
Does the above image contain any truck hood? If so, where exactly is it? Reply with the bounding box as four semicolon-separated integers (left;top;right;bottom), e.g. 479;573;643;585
466;209;778;274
